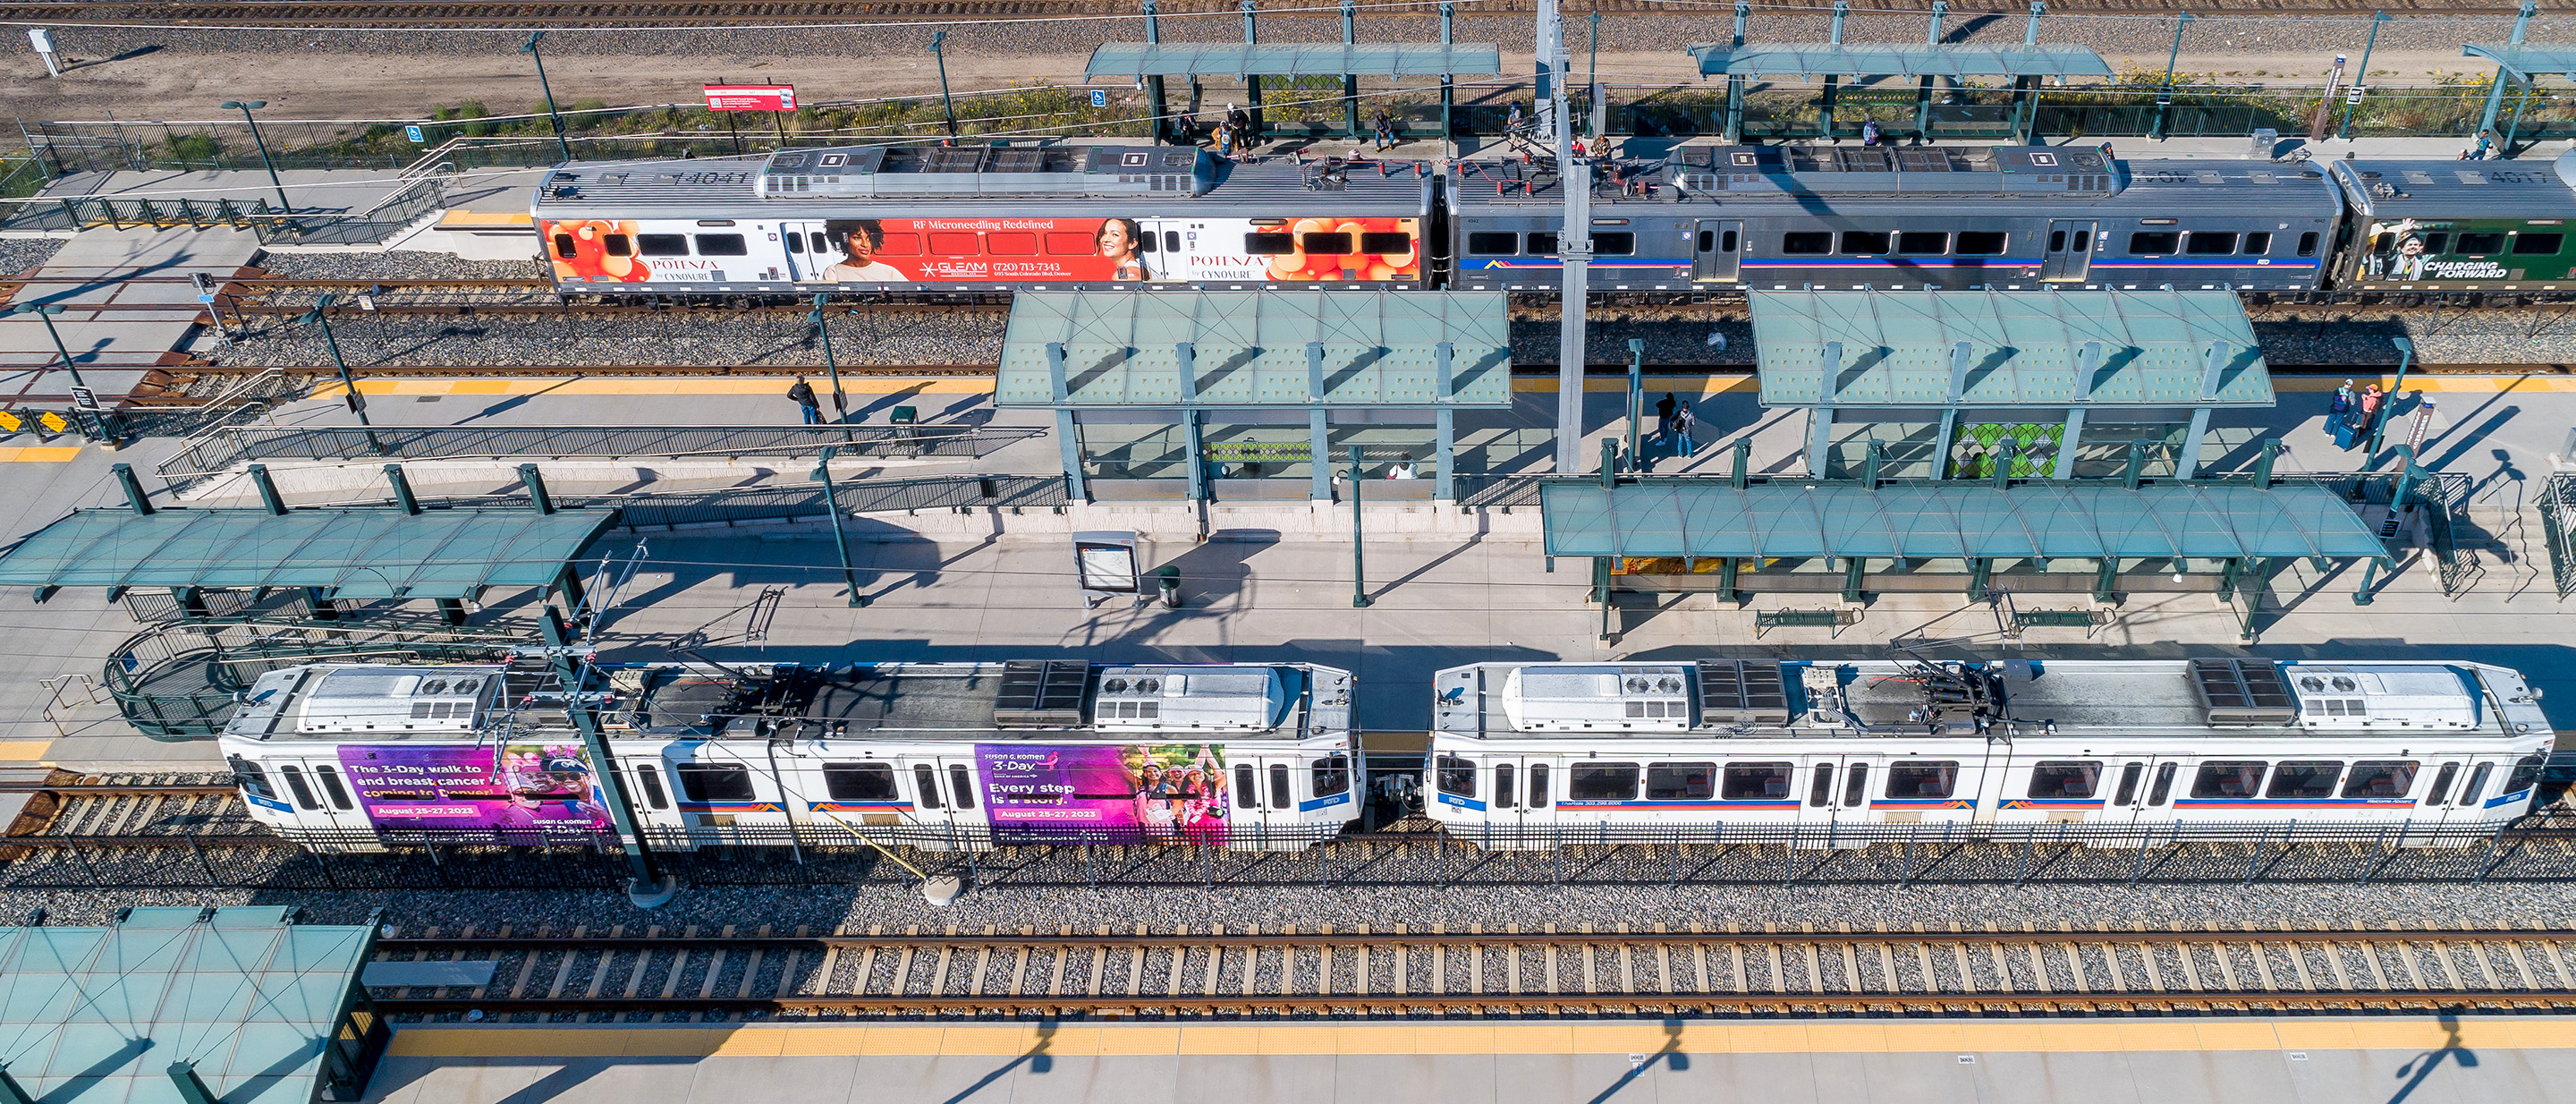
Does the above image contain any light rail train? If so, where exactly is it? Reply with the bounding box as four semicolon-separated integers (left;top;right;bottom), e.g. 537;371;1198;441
220;654;2554;853
528;141;2576;299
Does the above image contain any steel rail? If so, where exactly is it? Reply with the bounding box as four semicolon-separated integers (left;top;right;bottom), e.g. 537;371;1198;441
375;927;2576;950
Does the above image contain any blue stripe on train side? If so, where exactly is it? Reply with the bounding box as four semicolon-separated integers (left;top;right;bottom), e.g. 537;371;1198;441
1299;792;1352;812
2487;788;2536;809
1437;792;1487;812
247;793;292;813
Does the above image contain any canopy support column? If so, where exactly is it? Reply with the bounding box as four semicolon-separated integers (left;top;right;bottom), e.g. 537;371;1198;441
1436;339;1457;501
1807;406;1835;478
1724;75;1746;143
1145;0;1168;145
1439;1;1453;144
1342;0;1360;139
2054;407;2085;480
1243;0;1264;139
1178;341;1207;502
2176;407;2212;480
2477;1;2538;140
1967;556;1991;601
2093;557;2120;603
1931;410;1960;480
1842;556;1866;603
1046;342;1088;503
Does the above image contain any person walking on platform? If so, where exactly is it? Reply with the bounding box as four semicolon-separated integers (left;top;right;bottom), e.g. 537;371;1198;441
789;376;822;425
2329;378;2358;450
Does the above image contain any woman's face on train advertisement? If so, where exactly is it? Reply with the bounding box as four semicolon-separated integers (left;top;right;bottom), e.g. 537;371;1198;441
1097;220;1137;259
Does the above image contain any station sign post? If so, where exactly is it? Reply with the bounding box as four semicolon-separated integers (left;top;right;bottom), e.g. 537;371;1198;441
703;83;796;154
1072;531;1144;607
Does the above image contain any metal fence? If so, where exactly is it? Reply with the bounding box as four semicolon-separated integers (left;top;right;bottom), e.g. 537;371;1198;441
161;424;1046;481
10;816;2576;892
1;176;446;243
103;616;536;738
2544;473;2576;600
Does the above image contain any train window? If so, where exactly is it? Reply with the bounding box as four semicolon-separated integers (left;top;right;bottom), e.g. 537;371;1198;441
1436;755;1478;797
1044;232;1092;255
1303;233;1354;255
1468;232;1519;256
277;766;318;811
876;233;921;256
1529;764;1551;808
1235;765;1258;809
1648;762;1716;801
636;234;688;256
1494;764;1516;809
2189;760;2267;799
2048;229;2065;252
928;233;979;255
2147;762;2177;806
2112;763;2144;805
603;234;632;257
2026;761;2101;800
1808;765;1835;807
1526;233;1559;256
987;233;1038;256
2425;762;2459;805
2458;762;2494;807
2266;761;2343;800
947;764;977;810
1592;232;1635;256
1842;764;1868;808
314;766;353;811
676;763;756;803
228;755;274;802
2183;232;2238;255
1888;761;1958;799
1839;231;1891;255
693;234;747;256
1361;232;1413;254
1246;232;1296;255
1783;232;1834;255
2516;233;2565;255
1720;230;1737;252
2128;232;2180;255
1164;231;1181;253
1571;763;1640;802
1269;763;1292;810
822;762;898;802
2343;760;2418;799
2420;232;2453;254
783;233;803;254
2506;754;2546;796
2241;232;2271;255
1897;232;1948;255
1720;763;1792;802
1697;230;1714;252
913;764;945;810
2456;233;2507;256
1313;754;1352;797
2072;229;2091;251
1944;230;1996;255
2297;232;2319;257
636;765;669;811
551;233;578;259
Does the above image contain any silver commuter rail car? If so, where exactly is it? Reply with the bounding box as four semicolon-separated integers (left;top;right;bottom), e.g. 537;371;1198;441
220;658;1359;853
1428;657;2552;847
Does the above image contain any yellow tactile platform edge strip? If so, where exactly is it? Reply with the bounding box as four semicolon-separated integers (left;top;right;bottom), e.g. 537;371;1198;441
301;373;2566;399
0;446;81;462
0;741;51;761
389;1018;2572;1059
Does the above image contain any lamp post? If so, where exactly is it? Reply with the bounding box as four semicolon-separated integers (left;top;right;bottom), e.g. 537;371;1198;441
522;32;574;163
1349;446;1372;607
929;31;961;140
297;294;382;453
807;293;851;429
809;446;868;606
12;301;100;440
2338;12;2388;140
2150;12;2191;141
2368;336;2414;462
217;100;292;215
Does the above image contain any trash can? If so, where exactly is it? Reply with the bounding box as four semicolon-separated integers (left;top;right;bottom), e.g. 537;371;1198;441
1155;564;1182;607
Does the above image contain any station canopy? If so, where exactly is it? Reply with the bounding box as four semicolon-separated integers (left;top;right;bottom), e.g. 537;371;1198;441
2462;44;2576;81
996;290;1513;407
0;907;377;1104
1539;481;2387;562
0;505;616;598
1751;289;2272;408
1087;43;1503;78
1687;43;2112;80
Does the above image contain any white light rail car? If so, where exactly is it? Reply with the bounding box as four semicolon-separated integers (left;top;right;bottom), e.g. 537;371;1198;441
1428;657;2553;847
220;658;1357;853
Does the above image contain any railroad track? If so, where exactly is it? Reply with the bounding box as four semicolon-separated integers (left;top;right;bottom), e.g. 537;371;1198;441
0;0;2520;27
0;772;266;841
364;923;2576;1019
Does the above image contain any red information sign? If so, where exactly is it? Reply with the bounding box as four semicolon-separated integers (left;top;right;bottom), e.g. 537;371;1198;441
703;84;796;112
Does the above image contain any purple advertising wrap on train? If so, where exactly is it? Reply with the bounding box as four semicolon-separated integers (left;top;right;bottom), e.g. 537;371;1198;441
973;743;1231;842
335;743;612;836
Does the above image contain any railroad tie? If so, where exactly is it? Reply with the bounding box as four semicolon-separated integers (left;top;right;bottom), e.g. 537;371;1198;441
2430;941;2466;990
621;926;657;999
2506;940;2539;989
931;930;957;998
1165;939;1187;998
2543;938;2573;988
694;926;733;1020
1801;943;1821;995
2178;941;2207;992
1050;927;1072;996
735;926;768;1000
971;928;995;997
1546;931;1561;994
1010;930;1034;997
1836;943;1859;996
1657;936;1675;995
856;930;884;998
2025;943;2050;992
507;924;545;999
1470;930;1485;995
2103;940;2128;994
1123;926;1146;998
1985;942;2012;994
2394;942;2426;990
773;929;805;1000
2363;941;2395;990
1615;929;1632;995
1693;944;1711;994
1435;939;1447;996
892;941;918;997
583;925;622;1001
1875;944;1897;994
2323;941;2354;992
1201;941;1222;998
1280;930;1299;996
2251;941;2279;992
1086;938;1106;998
1730;944;1747;994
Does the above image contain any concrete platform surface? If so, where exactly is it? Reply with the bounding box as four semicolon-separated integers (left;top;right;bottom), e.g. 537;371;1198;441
364;1015;2565;1104
0;224;256;394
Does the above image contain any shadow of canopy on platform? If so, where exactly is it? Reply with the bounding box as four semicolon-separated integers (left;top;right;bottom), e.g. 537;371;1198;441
1539;480;2387;563
0;505;617;599
1686;44;2112;80
1085;43;1503;78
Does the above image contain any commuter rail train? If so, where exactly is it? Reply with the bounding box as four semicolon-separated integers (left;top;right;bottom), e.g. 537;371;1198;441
1428;657;2555;845
530;140;2576;299
217;658;1358;853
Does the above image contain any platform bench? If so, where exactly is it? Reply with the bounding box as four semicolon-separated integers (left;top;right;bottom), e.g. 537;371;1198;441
1753;608;1860;636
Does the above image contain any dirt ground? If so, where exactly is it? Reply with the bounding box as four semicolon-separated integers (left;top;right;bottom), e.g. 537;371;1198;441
1;45;2479;127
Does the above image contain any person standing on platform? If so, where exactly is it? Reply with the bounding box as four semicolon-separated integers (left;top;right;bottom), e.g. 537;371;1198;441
2357;384;2385;449
1672;397;1698;458
2329;379;2358;450
789;376;821;425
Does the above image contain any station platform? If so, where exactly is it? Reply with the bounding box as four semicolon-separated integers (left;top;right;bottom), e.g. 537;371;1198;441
0;224;256;399
366;1015;2562;1104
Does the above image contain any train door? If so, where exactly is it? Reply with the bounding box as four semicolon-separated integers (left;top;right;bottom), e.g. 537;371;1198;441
618;752;691;849
1692;220;1742;283
2091;756;2163;830
2039;220;2094;282
1798;756;1864;845
897;752;981;847
272;754;373;849
1485;755;1556;846
2419;756;2498;827
781;220;834;282
1222;752;1301;845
